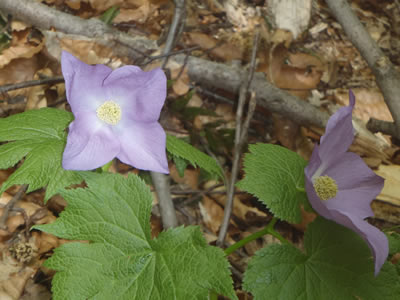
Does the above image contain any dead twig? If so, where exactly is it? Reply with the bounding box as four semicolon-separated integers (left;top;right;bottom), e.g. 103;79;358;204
0;184;28;230
367;118;398;138
161;0;186;69
217;28;260;246
325;0;400;138
0;76;64;94
0;0;330;129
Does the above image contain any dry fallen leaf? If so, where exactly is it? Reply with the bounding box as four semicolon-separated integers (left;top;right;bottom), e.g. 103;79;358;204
0;29;43;69
199;196;224;234
185;32;242;61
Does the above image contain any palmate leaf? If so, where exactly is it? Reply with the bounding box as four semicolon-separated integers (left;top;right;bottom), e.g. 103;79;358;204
34;172;237;300
243;217;400;300
237;144;308;223
166;134;223;178
0;108;82;200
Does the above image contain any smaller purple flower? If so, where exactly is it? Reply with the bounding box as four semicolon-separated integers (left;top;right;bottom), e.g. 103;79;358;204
61;51;169;173
305;90;387;276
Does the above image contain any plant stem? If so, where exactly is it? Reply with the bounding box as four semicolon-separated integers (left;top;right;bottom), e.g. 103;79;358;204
224;217;288;256
209;291;218;300
296;186;306;193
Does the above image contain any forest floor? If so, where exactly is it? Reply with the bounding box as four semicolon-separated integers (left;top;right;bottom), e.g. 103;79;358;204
0;0;400;299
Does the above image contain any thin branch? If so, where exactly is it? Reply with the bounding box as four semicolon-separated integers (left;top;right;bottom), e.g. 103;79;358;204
366;118;397;137
325;0;400;138
149;0;187;230
0;0;330;129
0;184;28;230
0;76;64;94
0;0;157;60
217;29;260;246
161;0;186;69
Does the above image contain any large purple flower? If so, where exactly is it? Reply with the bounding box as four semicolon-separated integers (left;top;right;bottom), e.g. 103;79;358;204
305;90;387;275
61;51;169;173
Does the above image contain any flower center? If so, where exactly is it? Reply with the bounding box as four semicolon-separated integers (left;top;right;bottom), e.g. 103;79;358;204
313;175;338;201
96;101;121;125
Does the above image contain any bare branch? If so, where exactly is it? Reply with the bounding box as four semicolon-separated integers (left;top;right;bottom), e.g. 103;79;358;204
0;0;330;129
0;76;64;94
217;29;260;246
325;0;400;137
0;185;28;230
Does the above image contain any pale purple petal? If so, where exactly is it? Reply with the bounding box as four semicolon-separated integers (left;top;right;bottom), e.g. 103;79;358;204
103;66;167;122
62;112;120;170
61;51;112;114
319;90;355;161
324;152;384;218
328;210;389;276
115;120;168;173
304;90;387;276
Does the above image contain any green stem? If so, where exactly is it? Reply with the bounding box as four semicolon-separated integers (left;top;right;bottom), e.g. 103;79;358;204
296;186;306;193
209;291;218;300
211;218;289;299
224;217;288;256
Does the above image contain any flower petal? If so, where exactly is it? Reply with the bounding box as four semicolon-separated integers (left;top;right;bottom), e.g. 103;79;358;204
328;210;389;276
61;51;112;114
103;66;167;122
115;120;168;173
323;152;384;218
62;112;120;170
319;90;355;161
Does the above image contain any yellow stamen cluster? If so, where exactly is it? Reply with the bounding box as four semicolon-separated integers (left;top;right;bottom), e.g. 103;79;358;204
96;101;121;125
313;175;338;201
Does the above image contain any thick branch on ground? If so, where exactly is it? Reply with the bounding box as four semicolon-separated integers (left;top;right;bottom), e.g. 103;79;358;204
174;55;329;128
325;0;400;138
0;0;330;129
0;0;157;60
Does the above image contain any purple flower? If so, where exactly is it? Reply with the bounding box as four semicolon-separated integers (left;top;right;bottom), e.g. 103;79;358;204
305;90;387;275
61;51;169;173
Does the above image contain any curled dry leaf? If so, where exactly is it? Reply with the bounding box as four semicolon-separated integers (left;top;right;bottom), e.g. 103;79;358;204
184;32;242;61
84;0;147;11
199;195;224;235
0;29;44;69
32;231;60;255
26;68;54;110
171;66;190;96
169;164;199;190
203;181;267;224
262;43;323;99
335;89;393;122
114;3;158;24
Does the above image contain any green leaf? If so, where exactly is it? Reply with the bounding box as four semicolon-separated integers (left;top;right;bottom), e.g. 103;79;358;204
387;232;400;255
166;134;223;178
0;108;82;200
34;172;236;300
172;155;188;177
244;217;400;300
99;5;120;25
237;144;307;223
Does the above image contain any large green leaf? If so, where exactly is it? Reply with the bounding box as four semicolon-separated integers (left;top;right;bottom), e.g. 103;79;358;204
0;108;81;200
34;172;236;300
166;134;223;178
243;217;400;300
237;144;307;223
